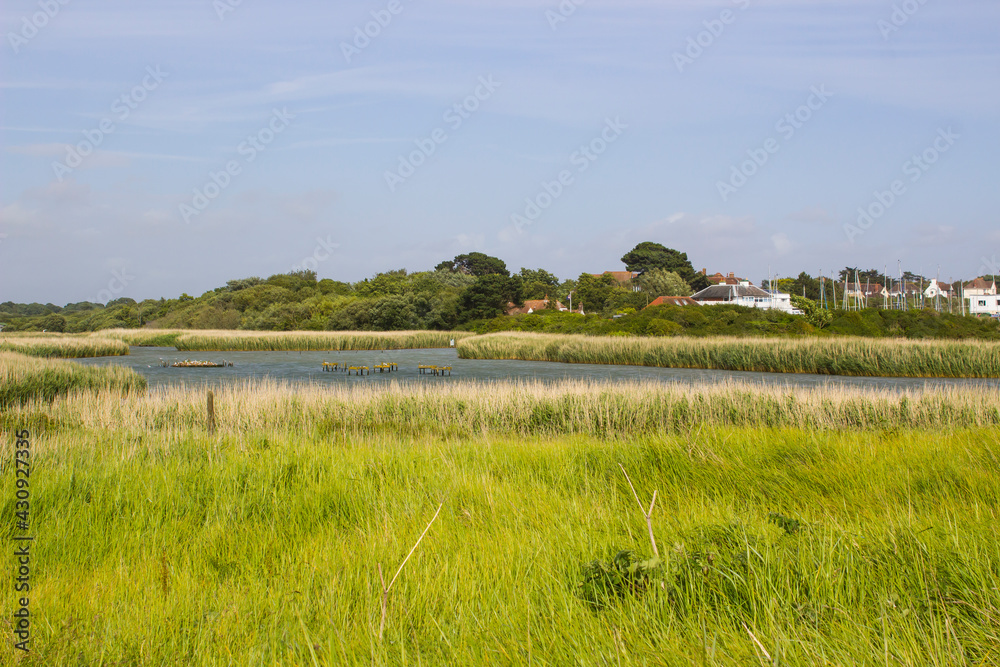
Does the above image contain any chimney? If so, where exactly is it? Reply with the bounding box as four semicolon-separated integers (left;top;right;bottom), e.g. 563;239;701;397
728;272;735;279
701;268;706;275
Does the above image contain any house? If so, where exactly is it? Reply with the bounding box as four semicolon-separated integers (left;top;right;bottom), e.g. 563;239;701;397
842;282;886;307
701;270;743;286
644;296;699;309
924;279;951;299
886;282;922;298
691;281;798;313
505;296;572;316
968;295;1000;317
963;278;997;297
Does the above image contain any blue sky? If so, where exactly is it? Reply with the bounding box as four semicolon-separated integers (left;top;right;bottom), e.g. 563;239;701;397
2;0;998;304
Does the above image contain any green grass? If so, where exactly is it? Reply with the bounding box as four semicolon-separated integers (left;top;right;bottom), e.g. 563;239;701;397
0;351;146;408
1;416;998;665
458;331;1000;378
2;362;998;664
170;330;473;352
0;334;130;358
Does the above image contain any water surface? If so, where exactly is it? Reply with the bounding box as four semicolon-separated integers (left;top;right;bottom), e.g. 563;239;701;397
75;347;1000;392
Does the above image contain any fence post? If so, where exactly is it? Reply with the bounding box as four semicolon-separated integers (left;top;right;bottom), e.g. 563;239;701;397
207;390;216;435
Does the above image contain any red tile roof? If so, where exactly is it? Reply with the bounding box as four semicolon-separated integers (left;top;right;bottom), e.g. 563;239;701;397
644;296;699;308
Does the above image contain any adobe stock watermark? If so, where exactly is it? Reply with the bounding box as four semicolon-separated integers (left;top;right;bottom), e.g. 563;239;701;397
673;0;750;73
341;0;407;64
979;254;998;278
214;0;244;21
7;0;72;55
546;0;585;31
843;127;959;244
511;117;627;233
179;108;295;224
52;66;168;182
717;85;833;202
384;75;501;193
878;0;929;40
94;266;135;305
291;235;340;273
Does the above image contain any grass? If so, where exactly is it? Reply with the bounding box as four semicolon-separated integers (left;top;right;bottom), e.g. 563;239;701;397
8;378;999;436
0;330;475;358
104;329;474;352
0;351;146;408
1;384;998;664
458;331;1000;378
0;334;130;359
2;355;998;664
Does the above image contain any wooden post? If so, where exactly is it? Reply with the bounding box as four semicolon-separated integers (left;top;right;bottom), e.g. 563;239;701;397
207;390;216;435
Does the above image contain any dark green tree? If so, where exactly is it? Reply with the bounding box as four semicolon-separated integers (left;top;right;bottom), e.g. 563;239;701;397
620;242;708;290
436;252;509;277
459;274;523;321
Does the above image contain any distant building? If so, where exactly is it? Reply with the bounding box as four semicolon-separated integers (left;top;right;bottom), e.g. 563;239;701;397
968;295;1000;317
701;270;743;286
924;279;952;300
505;296;574;316
644;296;699;309
691;282;798;313
964;278;997;297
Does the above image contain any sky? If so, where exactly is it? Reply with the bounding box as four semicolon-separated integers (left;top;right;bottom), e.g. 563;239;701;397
1;0;999;305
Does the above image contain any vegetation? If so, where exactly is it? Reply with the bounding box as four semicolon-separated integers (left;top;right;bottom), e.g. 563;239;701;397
0;334;130;358
169;330;473;352
0;351;145;407
1;378;998;664
463;302;1000;340
458;331;1000;378
620;241;709;291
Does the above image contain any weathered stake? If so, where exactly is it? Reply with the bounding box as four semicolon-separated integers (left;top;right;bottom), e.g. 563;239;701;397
207;390;216;434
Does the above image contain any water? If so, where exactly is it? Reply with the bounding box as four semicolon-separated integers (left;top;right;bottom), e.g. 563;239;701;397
74;347;1000;392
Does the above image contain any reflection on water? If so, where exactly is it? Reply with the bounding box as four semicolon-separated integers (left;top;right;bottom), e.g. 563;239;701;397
74;346;1000;393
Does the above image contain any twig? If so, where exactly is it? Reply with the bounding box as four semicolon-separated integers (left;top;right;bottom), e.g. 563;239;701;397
619;464;659;558
742;622;772;664
378;503;443;641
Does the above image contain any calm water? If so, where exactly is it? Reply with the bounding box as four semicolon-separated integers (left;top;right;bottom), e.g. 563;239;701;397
75;347;1000;392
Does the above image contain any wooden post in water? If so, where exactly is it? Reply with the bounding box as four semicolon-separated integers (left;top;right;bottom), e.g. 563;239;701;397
207;390;216;435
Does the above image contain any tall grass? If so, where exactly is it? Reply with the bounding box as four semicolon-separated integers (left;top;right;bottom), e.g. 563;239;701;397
9;378;999;436
0;334;130;358
101;328;473;351
0;351;146;407
459;331;1000;378
1;411;997;664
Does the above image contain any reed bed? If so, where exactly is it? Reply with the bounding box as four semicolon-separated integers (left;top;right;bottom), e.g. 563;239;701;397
104;329;475;352
12;377;999;437
0;351;146;408
0;334;130;358
459;331;1000;378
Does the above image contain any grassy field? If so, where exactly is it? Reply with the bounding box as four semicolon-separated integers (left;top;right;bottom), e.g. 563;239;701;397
0;351;146;408
168;330;473;352
0;334;130;359
2;374;999;665
458;331;1000;379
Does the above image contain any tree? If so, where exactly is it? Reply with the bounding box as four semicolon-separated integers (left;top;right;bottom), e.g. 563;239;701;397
458;274;523;321
436;252;509;277
637;269;691;297
620;242;708;290
575;273;617;315
519;268;561;300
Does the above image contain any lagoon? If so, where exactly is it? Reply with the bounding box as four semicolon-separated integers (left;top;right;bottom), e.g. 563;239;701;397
76;346;1000;392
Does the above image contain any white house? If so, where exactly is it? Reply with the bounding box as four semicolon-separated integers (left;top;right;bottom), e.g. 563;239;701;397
924;279;951;300
968;295;1000;317
964;278;997;297
691;282;800;314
